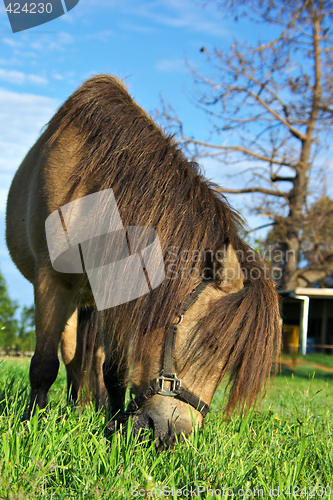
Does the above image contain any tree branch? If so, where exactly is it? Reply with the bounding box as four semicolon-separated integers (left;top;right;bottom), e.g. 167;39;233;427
230;1;310;57
295;256;333;286
271;173;295;182
180;137;297;168
223;86;306;141
214;186;287;197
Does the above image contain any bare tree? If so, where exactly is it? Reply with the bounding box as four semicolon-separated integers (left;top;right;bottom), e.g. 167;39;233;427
160;0;333;289
266;195;333;287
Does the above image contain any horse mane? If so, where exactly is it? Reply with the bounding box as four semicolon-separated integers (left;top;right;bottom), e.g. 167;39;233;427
43;74;280;413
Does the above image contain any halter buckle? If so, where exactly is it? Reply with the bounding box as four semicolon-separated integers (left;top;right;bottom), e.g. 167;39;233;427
156;373;181;396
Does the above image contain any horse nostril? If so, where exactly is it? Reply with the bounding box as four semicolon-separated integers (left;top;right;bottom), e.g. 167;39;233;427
155;431;185;451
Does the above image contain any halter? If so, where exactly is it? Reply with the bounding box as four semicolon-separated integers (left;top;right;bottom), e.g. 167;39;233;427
126;280;211;418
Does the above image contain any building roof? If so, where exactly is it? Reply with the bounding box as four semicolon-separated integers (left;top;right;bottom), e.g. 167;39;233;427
279;287;333;298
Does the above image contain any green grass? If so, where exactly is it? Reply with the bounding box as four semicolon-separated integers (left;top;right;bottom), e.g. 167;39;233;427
0;356;332;499
282;352;333;370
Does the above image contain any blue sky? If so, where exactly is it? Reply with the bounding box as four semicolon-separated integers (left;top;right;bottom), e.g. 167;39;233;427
0;0;332;310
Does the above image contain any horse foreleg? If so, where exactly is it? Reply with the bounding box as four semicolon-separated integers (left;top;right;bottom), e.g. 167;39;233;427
30;267;76;415
103;357;126;418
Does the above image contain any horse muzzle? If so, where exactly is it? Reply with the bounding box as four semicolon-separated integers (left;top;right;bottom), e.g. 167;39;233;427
107;394;203;450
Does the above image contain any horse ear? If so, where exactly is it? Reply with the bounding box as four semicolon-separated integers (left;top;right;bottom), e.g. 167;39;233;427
218;243;244;293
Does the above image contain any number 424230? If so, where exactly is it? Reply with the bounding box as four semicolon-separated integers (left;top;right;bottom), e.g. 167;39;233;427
5;3;53;14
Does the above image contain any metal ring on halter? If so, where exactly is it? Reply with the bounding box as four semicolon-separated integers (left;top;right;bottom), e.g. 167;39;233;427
175;315;183;325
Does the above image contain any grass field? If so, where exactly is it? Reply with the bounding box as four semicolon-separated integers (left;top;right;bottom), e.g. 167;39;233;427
0;355;332;499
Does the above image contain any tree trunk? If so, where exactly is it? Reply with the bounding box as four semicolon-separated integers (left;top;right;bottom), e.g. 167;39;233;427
283;170;307;289
282;16;321;290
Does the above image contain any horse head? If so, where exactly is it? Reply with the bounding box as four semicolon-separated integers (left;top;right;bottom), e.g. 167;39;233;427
120;243;247;448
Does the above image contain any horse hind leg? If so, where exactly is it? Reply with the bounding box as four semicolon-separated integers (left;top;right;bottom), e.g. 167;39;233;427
62;307;107;409
83;310;108;410
61;309;82;403
61;307;94;405
30;266;76;415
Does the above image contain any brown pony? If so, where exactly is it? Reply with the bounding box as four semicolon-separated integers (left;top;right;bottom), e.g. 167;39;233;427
6;75;281;446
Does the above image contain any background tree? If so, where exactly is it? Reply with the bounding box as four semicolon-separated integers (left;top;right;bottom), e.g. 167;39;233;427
161;0;333;289
0;270;35;354
17;305;35;353
266;195;333;287
0;270;18;353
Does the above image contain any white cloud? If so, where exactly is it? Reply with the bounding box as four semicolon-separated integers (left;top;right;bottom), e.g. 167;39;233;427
2;37;22;48
0;68;48;85
85;30;114;42
119;23;158;34
0;88;58;308
0;69;25;84
53;72;64;80
144;0;230;36
156;59;187;73
124;0;230;36
51;70;75;81
60;12;75;23
0;88;59;211
79;0;231;37
0;57;22;66
30;31;74;51
28;74;48;84
58;31;74;44
1;31;74;57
